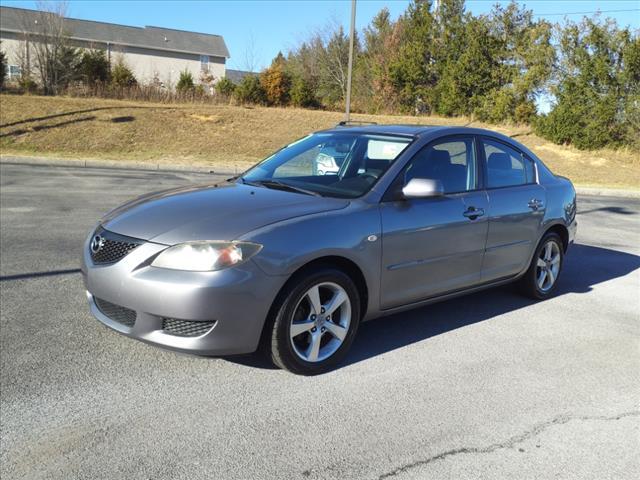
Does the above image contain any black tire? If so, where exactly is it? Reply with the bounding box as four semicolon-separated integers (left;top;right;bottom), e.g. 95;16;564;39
518;232;564;300
268;267;361;375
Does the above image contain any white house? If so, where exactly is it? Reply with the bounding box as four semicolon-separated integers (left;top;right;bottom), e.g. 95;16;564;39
0;6;230;87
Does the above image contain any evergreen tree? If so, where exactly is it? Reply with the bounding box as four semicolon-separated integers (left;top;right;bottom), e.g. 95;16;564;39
234;74;266;104
0;44;7;89
110;58;137;88
359;8;402;112
290;75;318;108
215;77;236;97
176;70;195;92
388;0;438;113
79;49;110;85
536;18;638;149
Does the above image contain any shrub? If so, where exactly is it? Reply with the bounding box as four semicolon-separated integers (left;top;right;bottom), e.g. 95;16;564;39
55;46;82;91
79;49;110;85
111;59;137;87
176;69;195;92
0;45;6;90
534;86;624;150
514;101;536;125
199;71;216;92
18;75;38;94
233;74;266;105
215;77;236;97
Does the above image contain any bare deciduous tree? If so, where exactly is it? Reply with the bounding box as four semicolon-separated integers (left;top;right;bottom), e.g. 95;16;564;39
18;1;75;94
241;32;261;73
288;18;356;106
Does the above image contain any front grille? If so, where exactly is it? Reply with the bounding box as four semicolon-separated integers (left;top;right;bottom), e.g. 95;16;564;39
94;297;136;327
162;318;216;337
90;227;143;265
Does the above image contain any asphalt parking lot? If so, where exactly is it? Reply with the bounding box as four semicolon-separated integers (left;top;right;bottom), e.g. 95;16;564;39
1;163;639;480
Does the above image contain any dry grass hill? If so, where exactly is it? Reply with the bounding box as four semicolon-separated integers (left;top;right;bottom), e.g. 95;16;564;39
1;94;638;189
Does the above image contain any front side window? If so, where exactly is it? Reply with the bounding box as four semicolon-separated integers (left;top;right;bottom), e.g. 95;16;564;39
483;138;535;188
242;133;412;198
403;137;477;194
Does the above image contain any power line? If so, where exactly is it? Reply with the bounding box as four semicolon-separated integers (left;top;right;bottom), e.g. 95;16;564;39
533;8;639;17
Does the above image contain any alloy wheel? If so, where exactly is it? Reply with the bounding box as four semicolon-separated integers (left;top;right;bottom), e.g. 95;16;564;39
536;241;561;292
289;282;351;363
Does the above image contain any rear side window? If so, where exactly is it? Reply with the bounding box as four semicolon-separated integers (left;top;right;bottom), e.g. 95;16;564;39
482;138;535;188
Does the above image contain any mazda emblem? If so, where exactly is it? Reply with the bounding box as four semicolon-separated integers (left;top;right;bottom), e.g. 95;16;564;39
90;235;105;254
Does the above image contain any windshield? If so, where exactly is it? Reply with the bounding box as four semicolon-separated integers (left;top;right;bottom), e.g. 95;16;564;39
241;132;412;198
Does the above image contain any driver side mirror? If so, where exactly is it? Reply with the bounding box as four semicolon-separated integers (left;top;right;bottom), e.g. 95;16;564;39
401;178;445;199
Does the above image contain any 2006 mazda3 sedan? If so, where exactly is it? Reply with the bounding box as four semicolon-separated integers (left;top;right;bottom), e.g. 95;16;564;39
82;125;577;375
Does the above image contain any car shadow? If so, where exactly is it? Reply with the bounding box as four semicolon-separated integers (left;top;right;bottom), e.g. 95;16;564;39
225;243;640;372
577;206;637;216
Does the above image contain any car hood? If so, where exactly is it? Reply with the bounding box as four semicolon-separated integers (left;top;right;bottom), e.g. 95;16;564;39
102;182;349;244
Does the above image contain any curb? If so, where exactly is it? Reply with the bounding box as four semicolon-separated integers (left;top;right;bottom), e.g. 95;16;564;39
2;154;639;198
574;186;640;199
0;155;235;176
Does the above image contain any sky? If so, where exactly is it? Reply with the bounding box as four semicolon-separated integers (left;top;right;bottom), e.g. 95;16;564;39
1;0;639;71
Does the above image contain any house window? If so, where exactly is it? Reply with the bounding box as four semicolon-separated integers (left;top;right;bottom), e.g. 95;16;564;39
9;65;22;79
200;55;209;72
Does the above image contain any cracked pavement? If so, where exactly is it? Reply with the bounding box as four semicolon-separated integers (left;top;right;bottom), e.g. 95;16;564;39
1;164;639;479
378;411;640;479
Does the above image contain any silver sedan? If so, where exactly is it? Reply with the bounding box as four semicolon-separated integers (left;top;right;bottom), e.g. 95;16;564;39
82;125;577;375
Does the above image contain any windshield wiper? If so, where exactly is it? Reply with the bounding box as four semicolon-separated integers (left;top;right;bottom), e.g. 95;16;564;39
242;179;321;197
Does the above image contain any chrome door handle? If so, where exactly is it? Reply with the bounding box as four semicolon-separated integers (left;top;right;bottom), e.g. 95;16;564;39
528;198;544;210
463;207;485;220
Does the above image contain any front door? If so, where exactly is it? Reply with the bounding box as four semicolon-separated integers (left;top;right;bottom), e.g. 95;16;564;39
479;137;546;282
380;136;489;310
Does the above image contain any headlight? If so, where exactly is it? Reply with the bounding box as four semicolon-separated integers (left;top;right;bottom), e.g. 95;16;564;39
151;241;262;272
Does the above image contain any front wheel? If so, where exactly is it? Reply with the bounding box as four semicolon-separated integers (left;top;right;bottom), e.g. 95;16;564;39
518;232;564;299
269;268;361;375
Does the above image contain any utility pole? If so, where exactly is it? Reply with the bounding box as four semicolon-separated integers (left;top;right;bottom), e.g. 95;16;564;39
344;0;356;122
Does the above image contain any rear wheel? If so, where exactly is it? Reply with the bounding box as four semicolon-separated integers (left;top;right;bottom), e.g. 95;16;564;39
518;232;564;299
269;268;361;375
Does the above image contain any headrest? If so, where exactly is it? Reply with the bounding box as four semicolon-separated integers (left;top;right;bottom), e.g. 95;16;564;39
334;143;351;154
431;149;451;167
488;152;512;170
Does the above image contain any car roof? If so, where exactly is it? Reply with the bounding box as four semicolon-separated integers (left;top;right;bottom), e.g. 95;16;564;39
318;124;442;137
318;124;515;140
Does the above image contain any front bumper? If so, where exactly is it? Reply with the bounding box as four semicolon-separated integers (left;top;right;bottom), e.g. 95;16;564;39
81;237;285;356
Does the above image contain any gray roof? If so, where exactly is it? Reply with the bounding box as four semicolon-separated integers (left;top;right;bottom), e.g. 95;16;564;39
323;124;444;137
225;69;255;84
0;6;229;58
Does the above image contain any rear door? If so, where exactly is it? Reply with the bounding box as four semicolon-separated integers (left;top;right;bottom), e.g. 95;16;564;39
379;136;489;309
480;137;546;282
